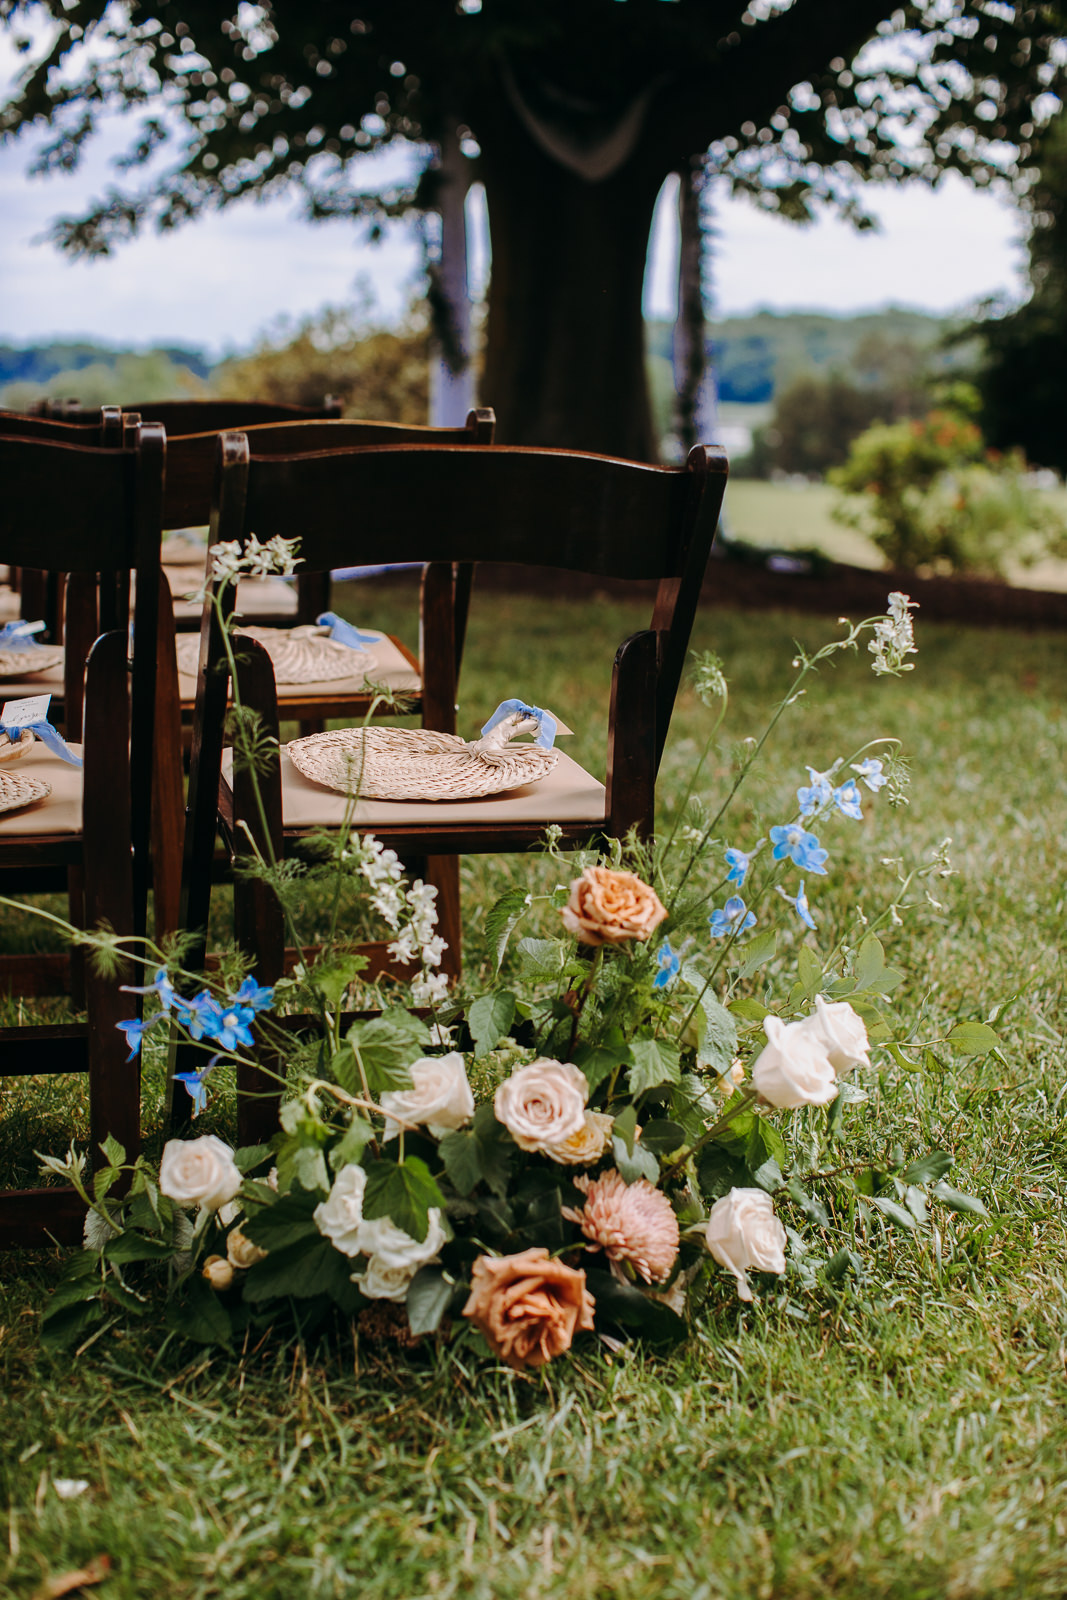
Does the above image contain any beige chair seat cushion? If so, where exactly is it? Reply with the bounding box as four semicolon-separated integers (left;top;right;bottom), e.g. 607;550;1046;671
0;586;21;623
0;659;65;701
177;629;420;702
0;739;83;835
222;745;606;830
169;571;298;623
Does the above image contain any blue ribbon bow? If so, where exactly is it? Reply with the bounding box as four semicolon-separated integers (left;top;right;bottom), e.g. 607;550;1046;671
0;621;48;653
316;612;380;652
480;699;558;751
0;720;82;768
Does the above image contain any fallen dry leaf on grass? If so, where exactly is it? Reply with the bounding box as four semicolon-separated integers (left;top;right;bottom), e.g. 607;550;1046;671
31;1552;111;1599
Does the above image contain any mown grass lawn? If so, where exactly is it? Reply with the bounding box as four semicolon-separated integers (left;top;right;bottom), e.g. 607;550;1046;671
1;587;1065;1599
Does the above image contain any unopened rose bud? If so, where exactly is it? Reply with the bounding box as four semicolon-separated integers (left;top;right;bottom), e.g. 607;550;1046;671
202;1254;235;1291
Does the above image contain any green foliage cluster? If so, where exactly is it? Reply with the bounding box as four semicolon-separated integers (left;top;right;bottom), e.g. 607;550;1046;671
0;348;207;411
212;303;430;423
830;405;1067;574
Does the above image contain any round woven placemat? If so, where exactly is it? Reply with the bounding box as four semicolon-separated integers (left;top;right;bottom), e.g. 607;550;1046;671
0;768;51;816
176;625;379;685
287;716;558;801
0;729;34;764
0;646;63;678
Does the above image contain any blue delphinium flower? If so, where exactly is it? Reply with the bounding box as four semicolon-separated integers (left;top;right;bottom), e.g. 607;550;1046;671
852;757;888;792
173;1068;212;1116
724;841;764;887
709;896;757;939
796;767;834;817
833;779;864;821
654;940;681;989
232;977;275;1013
780;880;817;931
174;991;221;1041
119;966;176;1009
194;998;256;1052
116;1015;163;1061
769;823;829;875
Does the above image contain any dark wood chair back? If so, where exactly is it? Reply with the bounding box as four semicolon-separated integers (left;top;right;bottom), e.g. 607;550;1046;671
0;425;165;928
42;395;342;430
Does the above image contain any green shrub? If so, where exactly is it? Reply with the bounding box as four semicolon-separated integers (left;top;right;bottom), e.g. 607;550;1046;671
830;408;1065;574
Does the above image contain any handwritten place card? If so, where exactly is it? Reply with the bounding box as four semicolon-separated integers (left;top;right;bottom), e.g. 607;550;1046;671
1;693;52;728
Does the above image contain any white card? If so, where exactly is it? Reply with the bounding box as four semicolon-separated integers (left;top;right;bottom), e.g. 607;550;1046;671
1;693;51;728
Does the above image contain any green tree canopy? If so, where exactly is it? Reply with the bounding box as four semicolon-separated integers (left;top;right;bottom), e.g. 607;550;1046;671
3;1;1065;456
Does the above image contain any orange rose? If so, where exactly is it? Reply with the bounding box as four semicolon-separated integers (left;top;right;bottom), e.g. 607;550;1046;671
462;1247;596;1370
560;867;667;947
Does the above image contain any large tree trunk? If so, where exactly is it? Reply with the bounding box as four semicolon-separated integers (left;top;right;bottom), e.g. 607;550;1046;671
476;105;666;460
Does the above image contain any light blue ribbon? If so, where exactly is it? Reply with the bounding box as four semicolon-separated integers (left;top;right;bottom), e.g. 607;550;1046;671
0;621;48;653
0;720;82;768
317;612;380;652
480;699;557;751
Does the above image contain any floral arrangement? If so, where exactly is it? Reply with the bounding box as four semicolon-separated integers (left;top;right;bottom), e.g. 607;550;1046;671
38;573;995;1367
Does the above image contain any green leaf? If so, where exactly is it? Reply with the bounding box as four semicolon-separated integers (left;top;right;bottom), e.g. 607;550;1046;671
235;1143;273;1175
484;888;533;971
347;1009;432;1095
823;1247;865;1283
438;1103;514;1199
241;1236;352;1304
103;1232;174;1264
946;1021;1000;1057
406;1267;453;1336
168;1275;234;1346
746;1118;787;1173
39;1299;108;1353
585;1270;685;1344
796;943;823;999
869;1195;917;1230
100;1134;126;1169
737;928;777;981
696;1145;749;1200
362;1157;445;1243
328;1117;375;1173
931;1181;989;1217
728;997;770;1022
468;991;517;1058
886;1041;920;1071
694;991;738;1075
627;1038;681;1095
898;1150;953;1185
854;932;887;991
308;952;368;1012
785;1177;829;1228
93;1166;122;1201
516;936;567;977
44;1256;105;1317
572;1038;631;1095
612;1131;661;1185
242;1186;321;1251
639;1119;686;1156
612;1104;639;1154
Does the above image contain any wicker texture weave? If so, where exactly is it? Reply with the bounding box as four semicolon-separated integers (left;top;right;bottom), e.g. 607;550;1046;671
287;709;559;801
0;646;64;678
176;625;382;686
0;768;51;815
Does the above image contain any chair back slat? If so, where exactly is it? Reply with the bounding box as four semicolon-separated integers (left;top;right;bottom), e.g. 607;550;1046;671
45;396;342;431
238;443;720;582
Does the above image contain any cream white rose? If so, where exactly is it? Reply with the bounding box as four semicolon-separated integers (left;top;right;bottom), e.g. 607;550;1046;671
494;1059;588;1153
704;1187;786;1302
802;996;871;1075
546;1110;615;1166
226;1226;267;1269
356;1256;420;1302
380;1052;475;1140
313;1164;368;1256
159;1135;242;1211
751;1016;837;1109
357;1209;446;1272
202;1254;235;1291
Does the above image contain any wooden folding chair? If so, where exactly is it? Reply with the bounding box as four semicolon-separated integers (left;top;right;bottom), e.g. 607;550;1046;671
0;424;165;1246
177;437;728;1143
40;396;342;429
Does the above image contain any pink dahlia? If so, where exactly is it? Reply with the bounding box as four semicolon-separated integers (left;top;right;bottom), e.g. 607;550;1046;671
562;1170;680;1285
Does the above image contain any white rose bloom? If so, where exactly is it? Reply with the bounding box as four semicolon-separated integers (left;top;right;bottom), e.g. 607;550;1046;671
546;1110;615;1166
802;996;871;1075
356;1256;419;1303
357;1209;446;1272
751;1016;838;1109
159;1135;242;1211
704;1187;787;1302
494;1058;588;1153
313;1164;368;1256
380;1052;475;1140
